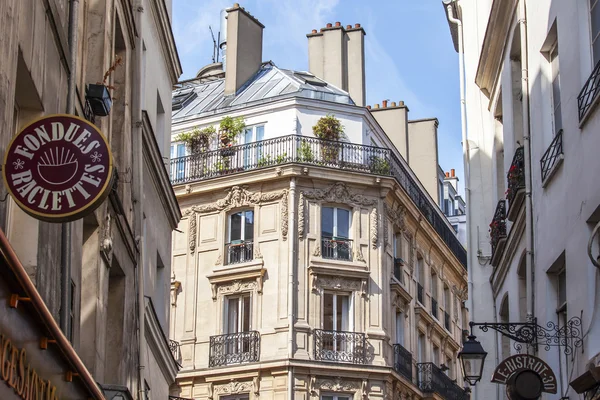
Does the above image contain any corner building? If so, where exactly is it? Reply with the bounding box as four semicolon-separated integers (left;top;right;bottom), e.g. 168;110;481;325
169;5;469;400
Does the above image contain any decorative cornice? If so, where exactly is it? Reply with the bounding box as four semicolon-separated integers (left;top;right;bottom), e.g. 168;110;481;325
207;263;266;300
214;380;252;395
298;182;377;239
475;0;518;97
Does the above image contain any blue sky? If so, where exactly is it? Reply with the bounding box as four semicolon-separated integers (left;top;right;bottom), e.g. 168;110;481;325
172;0;464;190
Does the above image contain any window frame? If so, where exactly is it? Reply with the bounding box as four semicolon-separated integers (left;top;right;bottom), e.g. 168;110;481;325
321;206;352;239
322;292;354;332
227;210;255;244
224;292;252;334
591;0;600;66
549;43;562;135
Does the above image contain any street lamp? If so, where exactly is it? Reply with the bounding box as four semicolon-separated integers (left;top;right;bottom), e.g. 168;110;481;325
458;333;488;386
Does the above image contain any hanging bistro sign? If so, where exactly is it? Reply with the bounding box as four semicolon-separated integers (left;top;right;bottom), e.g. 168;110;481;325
492;354;558;394
2;114;113;222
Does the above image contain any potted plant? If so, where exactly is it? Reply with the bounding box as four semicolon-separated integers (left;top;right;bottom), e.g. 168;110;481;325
175;126;215;154
312;114;344;163
86;55;123;116
219;116;246;146
298;140;314;163
369;155;391;175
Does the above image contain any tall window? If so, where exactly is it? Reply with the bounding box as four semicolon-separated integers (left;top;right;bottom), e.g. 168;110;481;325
242;125;265;168
322;207;351;260
431;272;438;319
417;333;426;363
433;344;440;366
227;210;254;264
592;0;600;65
395;311;404;345
225;294;251;334
416;255;425;304
170;142;186;180
550;44;562;134
323;293;352;332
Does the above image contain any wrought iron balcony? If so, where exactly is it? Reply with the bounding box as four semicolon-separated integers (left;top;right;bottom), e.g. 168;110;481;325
417;283;424;305
417;362;470;400
169;339;182;366
169;135;467;270
432;298;438;319
208;331;260;367
506;146;525;220
314;329;366;364
490;200;507;266
540;129;563;183
578;59;600;123
393;258;405;284
445;311;451;331
393;343;413;381
321;236;352;261
226;240;253;265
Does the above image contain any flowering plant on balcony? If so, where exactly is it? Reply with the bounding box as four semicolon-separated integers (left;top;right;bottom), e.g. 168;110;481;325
489;218;506;249
219;116;246;146
176;125;215;154
313;115;344;162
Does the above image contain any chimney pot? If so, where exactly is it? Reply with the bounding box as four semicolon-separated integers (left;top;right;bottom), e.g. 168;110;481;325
374;103;380;109
326;23;333;28
382;100;388;108
346;25;352;29
233;2;239;7
391;101;397;107
451;169;455;177
355;23;361;28
366;105;371;110
320;28;324;32
311;29;317;33
445;172;450;178
335;21;341;27
399;100;405;106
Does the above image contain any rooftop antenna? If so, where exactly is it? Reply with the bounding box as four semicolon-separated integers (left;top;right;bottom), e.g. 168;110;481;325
209;26;219;63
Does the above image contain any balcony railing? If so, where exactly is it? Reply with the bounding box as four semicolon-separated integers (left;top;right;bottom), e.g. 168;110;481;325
432;298;438;319
417;283;424;304
417;362;470;400
506;146;525;213
226;240;253;265
321;236;353;261
578;59;600;123
169;397;194;400
169;339;182;366
444;311;451;331
169;135;467;270
540;130;563;183
393;258;405;284
208;331;260;367
314;329;366;364
490;200;507;265
393;343;413;381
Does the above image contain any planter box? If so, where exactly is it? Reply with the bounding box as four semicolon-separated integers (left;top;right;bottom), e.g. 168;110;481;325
490;237;507;267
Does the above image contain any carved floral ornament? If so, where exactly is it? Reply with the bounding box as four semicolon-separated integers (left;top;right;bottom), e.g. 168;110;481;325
183;186;289;254
298;182;378;248
309;376;368;399
383;203;407;247
310;273;367;297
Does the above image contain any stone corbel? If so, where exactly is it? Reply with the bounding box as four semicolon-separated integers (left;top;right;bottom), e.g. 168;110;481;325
253;374;260;397
361;379;369;399
207;382;213;400
361;279;368;298
309;375;317;396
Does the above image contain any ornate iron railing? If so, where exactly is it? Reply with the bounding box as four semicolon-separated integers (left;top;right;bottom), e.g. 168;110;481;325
432;298;438;319
169;397;194;400
314;329;366;364
225;241;253;265
417;283;424;304
393;258;405;284
321;236;352;261
540;129;563;182
169;339;182;365
208;331;260;367
506;147;525;207
490;200;507;259
393;343;413;381
169;135;467;270
417;362;470;400
445;311;451;331
578;59;600;122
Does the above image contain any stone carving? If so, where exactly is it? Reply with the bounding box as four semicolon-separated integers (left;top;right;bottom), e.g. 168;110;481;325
354;246;365;263
313;244;321;257
312;275;367;297
298;182;377;238
317;377;361;392
185;184;192;194
370;208;378;249
213;280;257;300
186;186;289;239
188;213;197;254
214;380;252;395
207;382;213;400
253;376;260;397
254;244;263;259
383;203;407;248
362;379;370;399
384;381;393;400
309;375;317;395
214;252;223;266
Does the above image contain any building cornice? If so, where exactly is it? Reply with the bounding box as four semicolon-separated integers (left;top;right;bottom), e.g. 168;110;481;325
142;111;182;229
475;0;518;98
148;0;183;84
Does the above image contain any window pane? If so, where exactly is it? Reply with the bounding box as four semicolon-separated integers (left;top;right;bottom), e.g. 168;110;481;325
177;143;186;157
336;209;350;238
244;128;253;144
592;2;600;40
255;125;264;142
554;103;563;133
228;297;239;333
230;213;242;242
244;211;254;241
242;295;251;332
323;293;334;330
322;207;334;237
558;270;566;306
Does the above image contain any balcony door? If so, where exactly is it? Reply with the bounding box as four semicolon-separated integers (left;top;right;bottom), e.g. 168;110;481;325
321;207;351;260
170;142;186;180
242;125;264;169
227;210;254;264
395;311;404;346
323;293;353;353
225;294;251;355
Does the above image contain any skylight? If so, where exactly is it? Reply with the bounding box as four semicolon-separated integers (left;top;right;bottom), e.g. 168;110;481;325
294;72;328;87
172;91;198;110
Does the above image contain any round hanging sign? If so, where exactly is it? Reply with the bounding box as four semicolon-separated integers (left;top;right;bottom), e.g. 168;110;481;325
2;114;113;222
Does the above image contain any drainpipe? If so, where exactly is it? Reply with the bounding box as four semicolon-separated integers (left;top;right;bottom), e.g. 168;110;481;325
132;2;146;398
519;0;534;322
60;0;79;337
288;177;297;400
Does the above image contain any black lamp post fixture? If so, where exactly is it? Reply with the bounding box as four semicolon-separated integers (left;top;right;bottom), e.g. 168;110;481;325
458;317;584;386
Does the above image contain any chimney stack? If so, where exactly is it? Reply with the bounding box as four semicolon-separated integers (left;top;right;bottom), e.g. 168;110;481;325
451;169;455;177
306;23;366;106
224;3;264;96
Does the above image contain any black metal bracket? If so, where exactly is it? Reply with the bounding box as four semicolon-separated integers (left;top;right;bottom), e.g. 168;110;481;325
470;316;583;355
